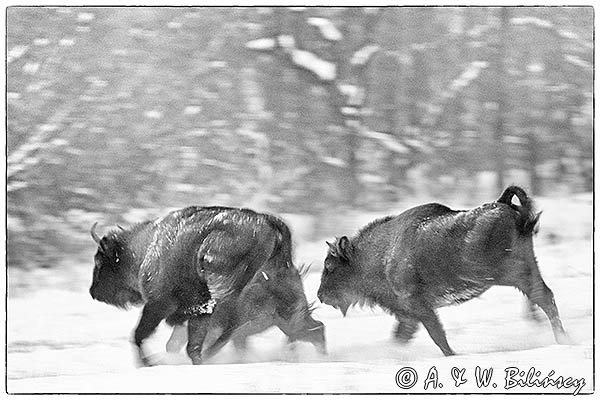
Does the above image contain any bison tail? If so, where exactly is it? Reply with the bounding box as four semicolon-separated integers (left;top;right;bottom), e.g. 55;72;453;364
264;214;294;268
497;185;541;236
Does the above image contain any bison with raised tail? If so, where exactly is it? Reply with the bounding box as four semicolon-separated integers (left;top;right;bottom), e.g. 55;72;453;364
317;186;570;356
90;206;324;365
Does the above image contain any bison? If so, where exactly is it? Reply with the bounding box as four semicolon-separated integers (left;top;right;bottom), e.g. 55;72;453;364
317;186;570;356
165;263;326;360
89;206;308;365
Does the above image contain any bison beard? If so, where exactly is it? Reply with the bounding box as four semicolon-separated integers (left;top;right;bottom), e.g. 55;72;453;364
89;206;297;366
317;186;570;356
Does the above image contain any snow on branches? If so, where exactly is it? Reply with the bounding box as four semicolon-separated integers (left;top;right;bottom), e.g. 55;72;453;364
445;61;489;97
245;37;276;51
564;54;592;70
351;45;380;66
245;35;336;81
511;16;592;49
361;129;410;154
8;99;77;192
511;16;553;29
423;60;489;128
306;17;343;41
7;45;29;64
289;48;337;81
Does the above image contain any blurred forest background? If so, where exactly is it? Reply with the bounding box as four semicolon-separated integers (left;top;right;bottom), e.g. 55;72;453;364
6;7;593;272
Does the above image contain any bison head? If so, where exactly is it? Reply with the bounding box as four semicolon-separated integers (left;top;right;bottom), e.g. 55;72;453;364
267;263;327;354
317;236;360;317
89;222;143;308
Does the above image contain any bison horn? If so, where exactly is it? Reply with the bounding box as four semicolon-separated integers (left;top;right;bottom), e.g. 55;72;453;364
90;222;102;245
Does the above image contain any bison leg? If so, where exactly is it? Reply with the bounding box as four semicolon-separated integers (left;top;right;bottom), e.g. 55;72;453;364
232;335;248;352
278;317;327;355
187;314;212;365
134;300;177;366
166;323;188;353
393;314;420;343
386;262;418;301
522;275;571;344
524;298;543;322
407;300;455;356
200;326;236;361
500;257;571;345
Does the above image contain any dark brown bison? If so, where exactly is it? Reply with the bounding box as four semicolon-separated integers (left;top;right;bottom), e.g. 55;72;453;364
89;206;306;365
165;263;326;359
317;186;570;356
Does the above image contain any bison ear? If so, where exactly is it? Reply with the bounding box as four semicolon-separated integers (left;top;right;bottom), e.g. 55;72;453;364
100;240;109;255
336;236;353;260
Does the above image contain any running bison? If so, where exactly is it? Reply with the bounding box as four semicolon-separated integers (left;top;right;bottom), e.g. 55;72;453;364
89;206;323;365
317;186;570;356
165;262;326;359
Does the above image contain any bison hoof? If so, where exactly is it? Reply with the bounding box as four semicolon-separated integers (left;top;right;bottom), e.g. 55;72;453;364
442;348;456;357
556;331;574;345
524;307;543;323
282;342;300;362
314;342;328;355
134;347;152;368
141;355;159;367
393;319;419;344
190;355;203;365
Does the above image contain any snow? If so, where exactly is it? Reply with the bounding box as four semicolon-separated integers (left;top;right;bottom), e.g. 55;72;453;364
167;21;182;30
361;129;410;154
319;155;347;168
427;60;488;126
277;35;295;49
340;106;359;117
467;23;493;38
33;38;50;47
183;105;201;115
511;17;553;29
6;194;593;394
7;45;29;63
248;34;337;81
8;121;60;184
77;12;95;22
564;54;592;70
245;38;276;51
445;61;488;97
307;17;343;42
288;49;336;81
338;84;365;107
351;45;380;66
59;38;75;47
527;62;545;73
144;110;163;119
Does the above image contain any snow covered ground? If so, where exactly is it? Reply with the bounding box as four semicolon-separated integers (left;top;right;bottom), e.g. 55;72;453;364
6;194;594;394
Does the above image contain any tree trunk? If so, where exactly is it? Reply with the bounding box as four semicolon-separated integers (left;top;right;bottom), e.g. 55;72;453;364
493;7;510;193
